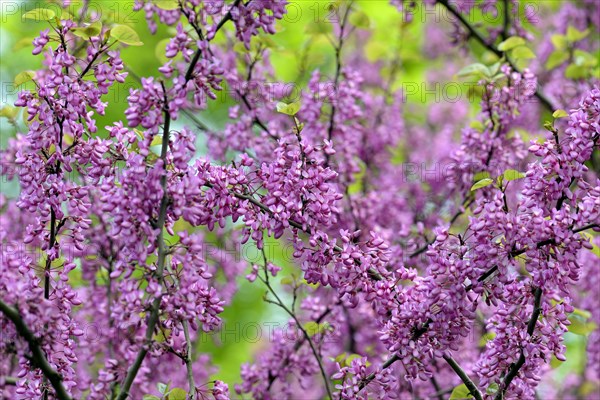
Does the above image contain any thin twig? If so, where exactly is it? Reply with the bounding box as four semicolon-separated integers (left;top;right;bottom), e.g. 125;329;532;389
258;248;333;399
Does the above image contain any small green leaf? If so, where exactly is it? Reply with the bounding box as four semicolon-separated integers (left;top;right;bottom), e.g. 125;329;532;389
565;64;588;79
488;61;502;77
280;276;294;285
470;178;494;191
550;34;568;51
543;121;555;133
23;8;56;21
333;352;347;363
450;383;474;399
276;101;301;116
479;331;496;346
166;388;187;400
580;232;600;258
14;71;35;86
486;383;499;395
71;20;102;40
510;46;536;60
566;26;589;43
154;0;180;10
303;321;329;336
473;171;490;182
568;314;597;336
349;11;370;29
552;109;569;119
13;37;35;51
143;396;161;400
573;49;598;68
503;169;526;181
0;106;19;121
110;24;144;46
470;120;485;132
497;36;525;52
457;63;491;79
151;135;163;146
157;382;169;394
546;50;569;70
343;354;362;367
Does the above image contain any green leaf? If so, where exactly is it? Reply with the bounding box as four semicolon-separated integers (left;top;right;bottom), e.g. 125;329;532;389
154;0;180;10
546;50;569;70
450;384;474;399
457;63;491;79
349;11;370;29
568;314;597;336
280;276;294;285
303;321;329;336
503;169;526;181
552;109;569;119
157;382;169;394
551;34;568;51
573;50;598;68
566;26;589;43
510;46;536;60
333;352;348;363
470;120;485;132
344;354;362;367
14;71;35;86
479;331;496;346
470;178;494;191
13;37;35;51
0;106;19;121
155;38;172;64
71;20;102;40
23;8;56;21
166;388;187;400
276;101;301;116
143;396;161;400
486;383;499;395
580;232;600;258
497;36;525;52
473;171;490;182
151;135;163;146
565;64;588;79
110;24;144;46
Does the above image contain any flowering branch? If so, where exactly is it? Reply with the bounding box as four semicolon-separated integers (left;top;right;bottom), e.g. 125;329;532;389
436;0;556;112
116;87;172;400
493;287;543;400
0;299;72;400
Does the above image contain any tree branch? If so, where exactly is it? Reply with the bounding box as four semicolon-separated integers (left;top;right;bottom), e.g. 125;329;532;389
493;287;542;400
443;354;483;400
116;87;172;400
0;299;72;400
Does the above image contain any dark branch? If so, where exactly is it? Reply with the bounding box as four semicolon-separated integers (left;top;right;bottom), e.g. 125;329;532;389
0;299;72;400
443;354;483;400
